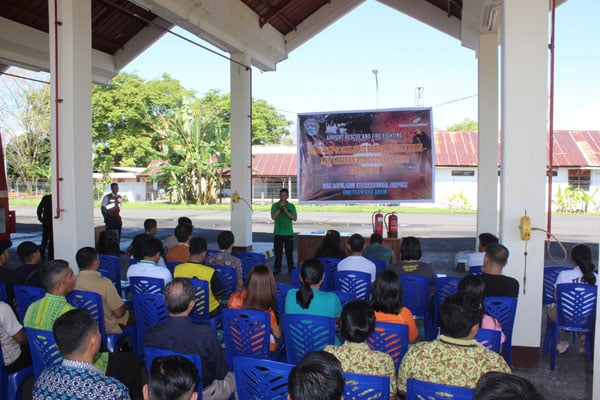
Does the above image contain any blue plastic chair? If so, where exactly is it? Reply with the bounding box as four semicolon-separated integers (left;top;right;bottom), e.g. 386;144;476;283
234;356;294;400
468;265;482;275
133;293;169;356
67;289;136;353
543;266;572;305
366;321;409;372
221;308;272;370
368;258;387;278
317;257;342;291
205;249;219;259
276;283;295;316
542;283;597;370
25;328;62;379
0;283;7;303
144;347;203;399
236;251;266;285
129;276;164;295
212;265;237;298
484;296;518;367
329;290;357;307
14;285;45;323
406;378;475;400
166;261;181;275
189;278;221;330
335;271;371;301
98;254;122;296
430;276;461;340
290;268;302;288
0;337;33;400
475;328;502;353
283;314;336;364
344;372;390;400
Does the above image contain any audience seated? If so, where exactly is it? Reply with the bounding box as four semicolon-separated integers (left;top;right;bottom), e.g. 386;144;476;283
167;224;193;263
324;299;396;397
143;355;199;400
336;234;376;282
127;237;172;286
457;275;505;344
173;237;223;316
397;293;510;394
204;230;244;289
388;236;436;283
371;269;418;343
475;372;544;400
14;241;44;288
362;233;396;266
33;309;130;400
144;278;234;400
288;351;345;400
0;240;15;305
0;299;31;373
466;233;499;269
228;265;281;352
75;246;134;334
314;230;347;260
480;244;519;298
164;217;193;252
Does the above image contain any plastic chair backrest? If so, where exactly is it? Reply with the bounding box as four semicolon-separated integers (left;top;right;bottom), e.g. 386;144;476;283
543;266;572;305
290;268;302;288
475;328;502;353
0;283;6;303
366;321;409;372
129;276;164;295
212;265;237;298
98;254;122;295
0;330;33;400
67;290;108;348
406;378;475;400
329;290;357;307
335;270;371;301
189;278;210;324
556;283;597;331
276;283;295;316
430;277;461;340
344;372;390;400
14;285;45;323
234;356;294;400
317;257;342;291
133;294;169;356
399;274;431;319
222;308;271;370
283;314;336;364
468;265;482;275
368;258;387;277
205;249;219;258
25;328;62;379
236;252;266;284
144;347;203;398
483;296;517;367
166;261;181;275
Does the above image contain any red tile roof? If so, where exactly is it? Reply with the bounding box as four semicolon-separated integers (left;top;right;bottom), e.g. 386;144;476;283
252;153;296;177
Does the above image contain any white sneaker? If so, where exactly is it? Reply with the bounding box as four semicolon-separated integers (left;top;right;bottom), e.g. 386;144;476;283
557;340;569;354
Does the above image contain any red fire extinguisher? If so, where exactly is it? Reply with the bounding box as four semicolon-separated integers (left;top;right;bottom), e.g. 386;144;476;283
372;211;384;236
385;212;398;238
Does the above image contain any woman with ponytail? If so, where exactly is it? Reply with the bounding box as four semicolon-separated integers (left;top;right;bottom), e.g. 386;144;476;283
285;258;342;320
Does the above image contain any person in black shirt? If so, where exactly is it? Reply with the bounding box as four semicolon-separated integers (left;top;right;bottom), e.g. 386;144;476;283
480;244;519;298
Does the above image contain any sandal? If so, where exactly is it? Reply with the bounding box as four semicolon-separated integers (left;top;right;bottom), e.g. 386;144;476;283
557;340;569;354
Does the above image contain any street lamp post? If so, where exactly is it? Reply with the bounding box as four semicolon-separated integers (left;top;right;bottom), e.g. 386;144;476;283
372;69;379;109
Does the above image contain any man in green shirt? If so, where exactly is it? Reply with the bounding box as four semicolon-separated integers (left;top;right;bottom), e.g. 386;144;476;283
271;188;297;274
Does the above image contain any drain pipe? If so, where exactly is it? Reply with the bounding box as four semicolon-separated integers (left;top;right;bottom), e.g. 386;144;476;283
546;0;556;238
53;0;64;219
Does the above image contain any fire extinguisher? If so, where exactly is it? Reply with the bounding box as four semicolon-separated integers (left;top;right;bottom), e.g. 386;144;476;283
372;211;384;236
385;212;398;238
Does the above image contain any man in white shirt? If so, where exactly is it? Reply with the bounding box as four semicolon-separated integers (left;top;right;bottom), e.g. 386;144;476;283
0;300;30;373
336;233;376;282
466;233;498;269
127;237;172;286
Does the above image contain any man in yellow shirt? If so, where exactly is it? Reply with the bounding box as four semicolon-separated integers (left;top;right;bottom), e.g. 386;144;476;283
173;237;223;316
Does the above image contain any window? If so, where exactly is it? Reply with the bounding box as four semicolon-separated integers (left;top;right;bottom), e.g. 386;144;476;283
451;170;475;177
568;169;590;191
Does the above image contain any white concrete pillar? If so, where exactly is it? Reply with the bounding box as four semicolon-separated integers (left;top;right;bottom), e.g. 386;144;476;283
230;53;253;249
49;0;94;272
476;33;499;243
499;0;548;362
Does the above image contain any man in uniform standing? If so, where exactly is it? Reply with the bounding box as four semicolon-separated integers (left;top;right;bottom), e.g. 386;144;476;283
101;183;122;241
271;188;297;274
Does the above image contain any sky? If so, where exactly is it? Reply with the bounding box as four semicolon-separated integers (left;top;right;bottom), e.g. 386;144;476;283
120;0;598;132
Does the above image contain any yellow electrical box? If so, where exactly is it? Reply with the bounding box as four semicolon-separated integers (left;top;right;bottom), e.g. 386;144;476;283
519;215;531;241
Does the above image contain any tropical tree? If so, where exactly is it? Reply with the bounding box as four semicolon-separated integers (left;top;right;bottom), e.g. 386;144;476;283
447;118;478;132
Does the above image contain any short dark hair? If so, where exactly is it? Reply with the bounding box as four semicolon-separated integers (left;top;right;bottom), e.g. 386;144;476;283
174;224;193;243
177;217;192;226
340;299;375;343
371;269;403;314
370;233;383;244
439;293;483;338
144;219;157;232
147;356;198;400
400;236;422;260
475;372;544;400
142;237;164;259
189;237;207;256
40;259;70;291
288;351;344;400
348;234;365;252
485;244;509;266
76;246;97;270
164;278;194;314
217;231;235;250
279;188;289;195
478;233;499;249
110;182;118;190
53;309;98;357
